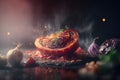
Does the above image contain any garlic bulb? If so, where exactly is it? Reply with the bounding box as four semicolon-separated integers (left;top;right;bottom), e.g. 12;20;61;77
88;37;100;57
6;44;23;67
0;55;7;66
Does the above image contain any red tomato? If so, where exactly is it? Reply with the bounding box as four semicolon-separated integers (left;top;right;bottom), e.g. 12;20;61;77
34;29;79;56
75;47;82;54
25;57;36;67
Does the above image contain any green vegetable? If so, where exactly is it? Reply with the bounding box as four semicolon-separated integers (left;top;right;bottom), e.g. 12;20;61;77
99;49;117;64
98;49;118;74
54;38;59;43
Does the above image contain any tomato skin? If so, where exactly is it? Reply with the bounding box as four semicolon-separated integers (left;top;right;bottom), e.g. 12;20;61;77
25;57;37;67
35;29;79;56
75;47;82;54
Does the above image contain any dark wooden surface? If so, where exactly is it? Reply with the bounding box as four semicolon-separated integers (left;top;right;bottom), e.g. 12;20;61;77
0;66;80;80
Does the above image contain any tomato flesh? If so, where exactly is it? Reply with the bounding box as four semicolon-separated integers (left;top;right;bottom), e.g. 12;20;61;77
35;29;79;56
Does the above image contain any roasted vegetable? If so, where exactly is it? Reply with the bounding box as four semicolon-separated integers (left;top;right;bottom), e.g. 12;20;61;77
35;29;79;56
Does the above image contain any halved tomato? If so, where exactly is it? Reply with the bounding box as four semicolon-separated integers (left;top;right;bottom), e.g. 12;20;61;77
34;29;79;56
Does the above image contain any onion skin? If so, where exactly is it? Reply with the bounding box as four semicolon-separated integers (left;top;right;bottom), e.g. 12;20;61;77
35;29;79;56
6;45;23;67
88;38;100;57
88;38;120;57
99;39;120;54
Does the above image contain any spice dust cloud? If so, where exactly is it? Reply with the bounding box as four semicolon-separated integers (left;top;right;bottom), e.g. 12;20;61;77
0;0;94;49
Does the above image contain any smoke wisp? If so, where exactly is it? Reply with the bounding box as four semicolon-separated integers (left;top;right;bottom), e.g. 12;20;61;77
0;0;94;50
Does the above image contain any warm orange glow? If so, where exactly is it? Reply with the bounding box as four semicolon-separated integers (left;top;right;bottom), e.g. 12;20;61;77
47;33;59;39
34;29;79;56
102;18;106;22
7;32;11;36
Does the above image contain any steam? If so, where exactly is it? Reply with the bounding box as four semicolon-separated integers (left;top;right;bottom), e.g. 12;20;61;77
0;0;34;48
33;3;67;37
0;0;94;50
75;21;94;50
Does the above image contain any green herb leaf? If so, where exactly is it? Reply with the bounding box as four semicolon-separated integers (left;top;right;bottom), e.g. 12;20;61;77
54;38;58;43
99;49;117;63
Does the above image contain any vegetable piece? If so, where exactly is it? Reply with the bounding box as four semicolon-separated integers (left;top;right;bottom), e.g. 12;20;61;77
98;49;118;74
88;37;100;57
99;39;120;54
47;38;60;49
75;47;82;54
74;47;88;59
35;29;79;56
25;57;36;67
6;44;23;67
99;49;117;64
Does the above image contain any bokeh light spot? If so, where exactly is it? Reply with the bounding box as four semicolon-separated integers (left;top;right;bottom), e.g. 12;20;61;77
102;18;106;22
7;32;11;36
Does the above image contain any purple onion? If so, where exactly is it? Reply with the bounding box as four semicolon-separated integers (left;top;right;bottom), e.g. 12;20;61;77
99;39;120;54
88;37;100;57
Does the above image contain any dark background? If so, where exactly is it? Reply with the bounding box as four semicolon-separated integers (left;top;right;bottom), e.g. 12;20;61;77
0;0;119;48
30;0;120;39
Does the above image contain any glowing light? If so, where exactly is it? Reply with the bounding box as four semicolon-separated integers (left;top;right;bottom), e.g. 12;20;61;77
44;26;47;29
102;18;106;22
7;32;11;36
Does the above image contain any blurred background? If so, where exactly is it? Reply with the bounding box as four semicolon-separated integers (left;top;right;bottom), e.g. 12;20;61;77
0;0;119;80
0;0;119;49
